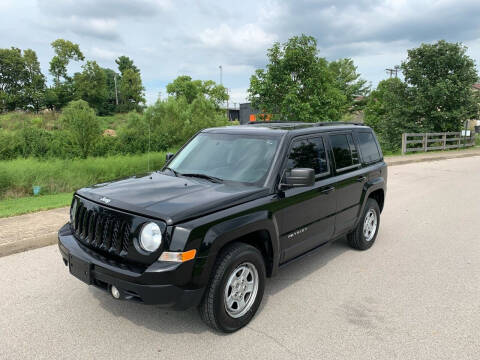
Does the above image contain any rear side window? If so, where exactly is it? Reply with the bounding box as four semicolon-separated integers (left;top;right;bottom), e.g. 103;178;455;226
329;133;359;171
357;132;381;163
286;138;329;176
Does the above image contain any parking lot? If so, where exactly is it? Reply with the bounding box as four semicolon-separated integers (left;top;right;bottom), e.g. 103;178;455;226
1;156;479;359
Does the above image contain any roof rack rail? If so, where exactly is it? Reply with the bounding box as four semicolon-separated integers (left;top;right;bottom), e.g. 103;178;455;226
245;120;364;126
246;121;301;125
313;121;364;126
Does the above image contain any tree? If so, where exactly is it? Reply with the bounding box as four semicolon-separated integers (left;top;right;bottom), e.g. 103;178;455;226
166;76;228;107
248;35;346;122
48;39;84;110
73;61;108;114
364;78;414;151
49;39;84;83
328;58;369;112
401;40;479;132
115;56;139;75
60;100;100;158
23;49;46;112
115;56;145;112
0;48;26;112
103;68;120;115
166;75;202;103
118;68;145;111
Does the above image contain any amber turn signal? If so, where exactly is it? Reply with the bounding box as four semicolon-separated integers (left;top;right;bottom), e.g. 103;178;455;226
159;249;196;262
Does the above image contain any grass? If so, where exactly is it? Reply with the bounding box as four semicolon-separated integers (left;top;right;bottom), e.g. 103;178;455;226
0;151;174;199
0;111;131;132
0;192;73;218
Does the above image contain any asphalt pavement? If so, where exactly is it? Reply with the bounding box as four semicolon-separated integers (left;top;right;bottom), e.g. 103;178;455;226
1;156;479;359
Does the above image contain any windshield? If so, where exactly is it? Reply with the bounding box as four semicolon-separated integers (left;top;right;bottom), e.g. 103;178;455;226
167;132;280;185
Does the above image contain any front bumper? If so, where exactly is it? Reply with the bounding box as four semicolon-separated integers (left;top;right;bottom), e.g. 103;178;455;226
58;223;204;309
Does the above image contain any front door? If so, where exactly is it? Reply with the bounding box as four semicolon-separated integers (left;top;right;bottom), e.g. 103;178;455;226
277;136;337;263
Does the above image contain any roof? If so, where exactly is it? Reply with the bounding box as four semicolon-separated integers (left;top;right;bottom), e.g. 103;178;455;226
203;121;370;136
472;83;480;90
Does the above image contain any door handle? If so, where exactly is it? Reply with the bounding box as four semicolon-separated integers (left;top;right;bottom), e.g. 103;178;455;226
357;176;367;182
321;186;335;194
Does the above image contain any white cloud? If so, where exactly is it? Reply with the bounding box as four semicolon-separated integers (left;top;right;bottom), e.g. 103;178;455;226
2;0;480;108
90;47;120;61
198;23;277;53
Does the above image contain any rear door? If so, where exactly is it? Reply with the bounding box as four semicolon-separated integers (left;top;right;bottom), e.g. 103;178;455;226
277;135;337;262
326;132;366;235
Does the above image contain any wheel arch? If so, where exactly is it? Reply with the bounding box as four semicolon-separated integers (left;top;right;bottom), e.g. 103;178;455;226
199;211;280;284
355;178;386;227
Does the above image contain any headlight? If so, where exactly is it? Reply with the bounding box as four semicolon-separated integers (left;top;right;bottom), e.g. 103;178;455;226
139;222;162;252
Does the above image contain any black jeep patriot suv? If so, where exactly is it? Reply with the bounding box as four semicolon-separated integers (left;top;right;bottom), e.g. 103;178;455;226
58;122;387;332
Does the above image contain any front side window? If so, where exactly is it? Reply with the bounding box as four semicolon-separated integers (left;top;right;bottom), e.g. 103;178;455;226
329;133;359;170
357;132;381;163
167;133;279;185
286;137;328;175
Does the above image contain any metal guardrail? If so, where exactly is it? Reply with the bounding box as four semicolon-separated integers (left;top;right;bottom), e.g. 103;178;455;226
401;132;475;154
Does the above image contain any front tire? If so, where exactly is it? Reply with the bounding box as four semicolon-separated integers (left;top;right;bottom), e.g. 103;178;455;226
348;198;380;250
198;243;266;333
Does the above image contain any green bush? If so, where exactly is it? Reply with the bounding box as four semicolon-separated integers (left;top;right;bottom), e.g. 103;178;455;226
0;151;173;199
60;100;101;158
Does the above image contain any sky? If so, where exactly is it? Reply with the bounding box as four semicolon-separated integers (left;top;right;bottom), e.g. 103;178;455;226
1;0;480;105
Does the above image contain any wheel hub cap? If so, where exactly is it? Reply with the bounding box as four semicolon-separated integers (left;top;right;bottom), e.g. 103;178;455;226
224;262;259;318
363;209;378;242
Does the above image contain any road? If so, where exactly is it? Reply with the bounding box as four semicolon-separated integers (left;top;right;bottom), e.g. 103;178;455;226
1;156;479;359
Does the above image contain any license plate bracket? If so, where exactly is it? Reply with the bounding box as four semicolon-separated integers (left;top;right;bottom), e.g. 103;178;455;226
69;254;92;285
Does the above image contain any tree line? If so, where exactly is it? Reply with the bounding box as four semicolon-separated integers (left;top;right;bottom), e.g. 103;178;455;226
248;36;479;151
0;39;145;115
1;35;478;154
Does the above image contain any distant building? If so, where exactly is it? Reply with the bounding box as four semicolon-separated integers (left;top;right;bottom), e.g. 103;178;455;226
238;103;272;124
239;103;259;124
226;107;239;122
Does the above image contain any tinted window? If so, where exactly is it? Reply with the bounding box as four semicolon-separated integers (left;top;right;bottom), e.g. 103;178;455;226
286;138;329;175
329;133;358;170
357;132;381;163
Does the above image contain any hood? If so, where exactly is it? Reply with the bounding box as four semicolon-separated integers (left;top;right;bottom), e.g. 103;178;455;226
76;172;268;225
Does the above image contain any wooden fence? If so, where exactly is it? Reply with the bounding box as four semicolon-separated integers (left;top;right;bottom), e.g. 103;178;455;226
401;132;476;154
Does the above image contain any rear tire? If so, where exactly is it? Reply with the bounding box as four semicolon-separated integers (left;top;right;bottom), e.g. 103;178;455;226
348;198;380;250
198;242;266;333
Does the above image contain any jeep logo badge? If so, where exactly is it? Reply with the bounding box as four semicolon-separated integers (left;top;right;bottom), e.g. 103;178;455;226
99;196;111;204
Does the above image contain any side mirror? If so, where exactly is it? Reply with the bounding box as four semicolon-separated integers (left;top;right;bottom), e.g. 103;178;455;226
281;168;315;189
165;152;174;161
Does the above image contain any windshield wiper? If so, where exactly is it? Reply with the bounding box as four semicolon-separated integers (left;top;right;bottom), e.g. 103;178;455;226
164;167;179;177
181;173;223;183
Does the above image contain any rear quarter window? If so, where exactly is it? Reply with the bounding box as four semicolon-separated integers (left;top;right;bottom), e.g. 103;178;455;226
357;132;381;164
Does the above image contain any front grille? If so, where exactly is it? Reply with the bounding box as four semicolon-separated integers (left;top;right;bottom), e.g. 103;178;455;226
71;200;132;257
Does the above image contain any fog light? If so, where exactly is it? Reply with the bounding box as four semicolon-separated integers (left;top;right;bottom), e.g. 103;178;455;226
111;285;121;299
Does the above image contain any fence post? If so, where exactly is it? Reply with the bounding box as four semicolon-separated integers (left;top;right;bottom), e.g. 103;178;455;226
423;133;428;151
442;133;446;150
401;133;407;155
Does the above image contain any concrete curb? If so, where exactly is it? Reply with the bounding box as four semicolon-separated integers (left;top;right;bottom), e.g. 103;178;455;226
0;233;58;258
385;150;480;166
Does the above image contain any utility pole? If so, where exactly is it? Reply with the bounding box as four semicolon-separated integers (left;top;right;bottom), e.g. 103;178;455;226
226;88;229;120
114;73;119;105
386;65;400;78
219;65;223;85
